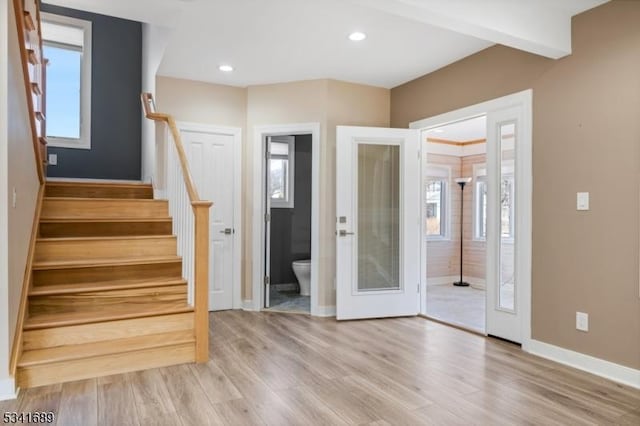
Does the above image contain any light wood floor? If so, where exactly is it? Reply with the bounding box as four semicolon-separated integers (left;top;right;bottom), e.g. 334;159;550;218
2;311;639;425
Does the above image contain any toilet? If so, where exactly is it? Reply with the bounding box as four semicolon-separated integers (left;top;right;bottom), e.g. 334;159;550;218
291;259;311;296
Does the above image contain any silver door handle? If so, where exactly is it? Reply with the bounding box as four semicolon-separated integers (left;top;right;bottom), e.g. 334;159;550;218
219;228;234;235
338;230;355;237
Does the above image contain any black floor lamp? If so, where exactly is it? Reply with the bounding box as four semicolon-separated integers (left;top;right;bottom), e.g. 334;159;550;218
454;177;472;287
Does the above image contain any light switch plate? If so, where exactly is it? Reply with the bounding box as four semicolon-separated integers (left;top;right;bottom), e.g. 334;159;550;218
576;311;589;332
577;192;589;210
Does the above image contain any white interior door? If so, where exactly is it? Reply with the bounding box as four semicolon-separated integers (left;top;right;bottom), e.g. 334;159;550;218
264;136;273;308
182;127;235;311
486;105;529;343
336;126;421;320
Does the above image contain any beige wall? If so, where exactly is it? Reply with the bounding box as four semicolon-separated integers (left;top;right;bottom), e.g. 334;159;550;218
1;0;40;382
156;76;247;128
392;1;640;369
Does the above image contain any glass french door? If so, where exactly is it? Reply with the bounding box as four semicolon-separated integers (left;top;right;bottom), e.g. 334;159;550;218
336;126;421;320
486;105;528;343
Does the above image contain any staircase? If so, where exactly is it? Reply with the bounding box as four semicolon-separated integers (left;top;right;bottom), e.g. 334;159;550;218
17;181;197;388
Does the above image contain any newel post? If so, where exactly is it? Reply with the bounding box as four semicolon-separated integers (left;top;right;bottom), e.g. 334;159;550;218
192;200;213;362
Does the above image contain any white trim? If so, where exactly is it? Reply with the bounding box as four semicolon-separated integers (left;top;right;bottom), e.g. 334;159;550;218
0;378;17;401
526;339;640;390
41;13;92;150
414;89;533;347
315;305;336;317
242;299;256;311
176;121;243;311
252;123;321;316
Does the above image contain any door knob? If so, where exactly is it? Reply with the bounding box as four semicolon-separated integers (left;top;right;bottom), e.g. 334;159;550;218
219;228;234;235
338;230;355;237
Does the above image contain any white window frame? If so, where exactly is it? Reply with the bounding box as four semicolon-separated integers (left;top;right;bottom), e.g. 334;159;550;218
424;164;450;241
473;162;515;241
269;136;295;208
473;163;487;241
41;12;92;150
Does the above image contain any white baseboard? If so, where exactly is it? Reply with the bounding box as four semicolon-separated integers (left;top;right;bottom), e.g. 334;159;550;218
526;339;640;390
314;305;336;317
427;275;485;289
242;299;256;311
0;378;17;401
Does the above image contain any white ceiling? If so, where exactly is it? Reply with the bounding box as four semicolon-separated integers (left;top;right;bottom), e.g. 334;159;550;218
427;115;486;143
43;0;609;89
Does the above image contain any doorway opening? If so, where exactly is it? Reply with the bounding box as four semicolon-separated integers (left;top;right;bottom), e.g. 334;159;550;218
252;123;320;316
412;89;532;346
264;134;313;314
423;115;488;333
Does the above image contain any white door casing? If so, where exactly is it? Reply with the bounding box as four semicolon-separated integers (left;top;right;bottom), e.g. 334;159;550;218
336;126;421;320
180;123;242;311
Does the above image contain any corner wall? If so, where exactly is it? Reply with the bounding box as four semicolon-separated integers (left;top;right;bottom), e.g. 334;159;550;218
391;0;640;369
1;0;40;396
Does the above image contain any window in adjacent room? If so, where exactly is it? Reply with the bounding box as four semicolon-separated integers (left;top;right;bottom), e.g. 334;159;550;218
425;165;450;239
473;163;514;240
41;13;92;149
268;136;295;208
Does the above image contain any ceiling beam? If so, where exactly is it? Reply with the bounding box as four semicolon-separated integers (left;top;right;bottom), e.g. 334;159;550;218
349;0;607;59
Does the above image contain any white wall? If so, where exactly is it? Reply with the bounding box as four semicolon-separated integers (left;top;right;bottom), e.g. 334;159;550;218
141;23;171;182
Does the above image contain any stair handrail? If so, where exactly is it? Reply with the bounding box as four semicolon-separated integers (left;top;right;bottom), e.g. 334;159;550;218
141;92;212;362
13;0;46;183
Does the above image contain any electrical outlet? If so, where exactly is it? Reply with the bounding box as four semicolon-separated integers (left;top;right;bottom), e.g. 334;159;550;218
48;154;57;166
576;312;589;332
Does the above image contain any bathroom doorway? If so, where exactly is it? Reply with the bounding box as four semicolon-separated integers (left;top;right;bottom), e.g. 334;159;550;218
263;133;314;314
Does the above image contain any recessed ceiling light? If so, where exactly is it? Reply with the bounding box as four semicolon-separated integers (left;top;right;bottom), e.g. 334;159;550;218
348;32;367;42
219;65;234;72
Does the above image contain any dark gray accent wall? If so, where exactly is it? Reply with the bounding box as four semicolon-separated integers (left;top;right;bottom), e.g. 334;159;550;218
42;3;142;180
270;135;312;285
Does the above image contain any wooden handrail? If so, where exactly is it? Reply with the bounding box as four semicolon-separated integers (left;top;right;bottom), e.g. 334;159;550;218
141;92;212;362
13;0;46;183
141;93;202;203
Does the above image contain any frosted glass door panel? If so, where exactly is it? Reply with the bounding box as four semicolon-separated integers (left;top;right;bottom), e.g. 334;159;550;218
499;122;516;312
357;144;400;291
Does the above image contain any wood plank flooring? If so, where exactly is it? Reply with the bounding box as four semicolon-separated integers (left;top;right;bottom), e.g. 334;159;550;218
2;311;639;425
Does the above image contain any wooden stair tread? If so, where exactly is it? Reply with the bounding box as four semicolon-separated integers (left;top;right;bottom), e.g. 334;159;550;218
30;278;187;296
45;181;152;188
32;255;182;270
43;197;163;202
36;235;175;242
40;217;172;223
25;302;193;330
18;330;194;367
